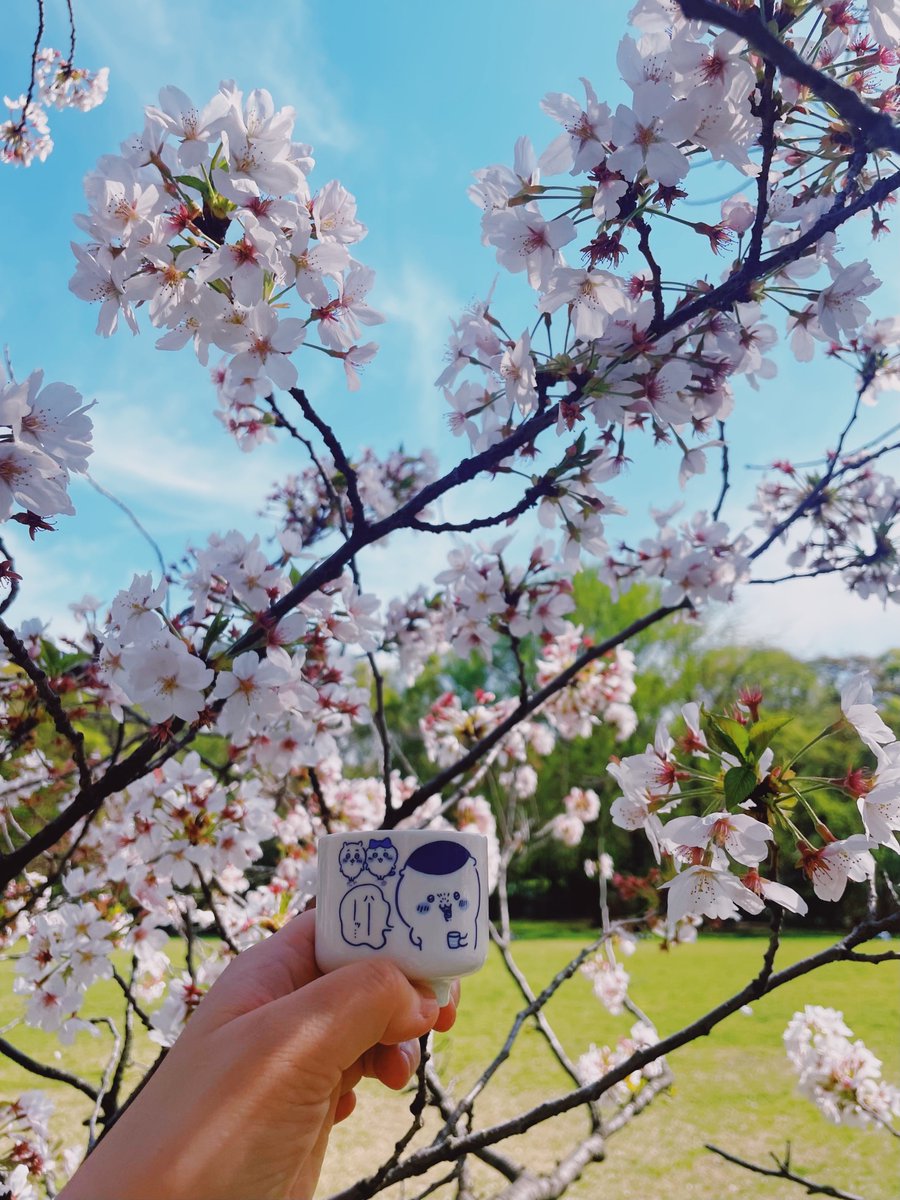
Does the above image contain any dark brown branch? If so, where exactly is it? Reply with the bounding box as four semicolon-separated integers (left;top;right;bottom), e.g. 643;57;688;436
309;766;335;834
347;909;898;1191
634;217;664;332
663;167;900;332
750;376;870;563
711;420;729;522
0;616;91;791
407;477;555;535
197;874;241;955
747;9;778;271
432;930;608;1143
0;1033;98;1101
65;0;77;64
706;1143;867;1200
677;0;900;156
0;536;19;617
289;387;366;529
423;1061;521;1184
22;0;45;115
385;600;688;828
345;1034;431;1199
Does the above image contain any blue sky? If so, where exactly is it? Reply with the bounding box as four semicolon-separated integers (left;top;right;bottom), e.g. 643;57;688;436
1;0;898;657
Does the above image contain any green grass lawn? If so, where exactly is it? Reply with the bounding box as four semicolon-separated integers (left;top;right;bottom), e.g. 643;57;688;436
1;929;897;1199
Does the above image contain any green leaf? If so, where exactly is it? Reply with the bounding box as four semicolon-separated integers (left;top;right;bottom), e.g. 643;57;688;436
175;174;207;192
200;611;229;657
706;714;750;760
748;714;793;757
723;764;758;808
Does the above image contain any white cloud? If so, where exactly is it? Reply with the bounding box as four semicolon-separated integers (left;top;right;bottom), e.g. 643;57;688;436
377;262;462;447
730;570;900;657
79;0;355;150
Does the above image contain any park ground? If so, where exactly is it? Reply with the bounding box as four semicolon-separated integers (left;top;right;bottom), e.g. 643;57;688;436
0;926;897;1198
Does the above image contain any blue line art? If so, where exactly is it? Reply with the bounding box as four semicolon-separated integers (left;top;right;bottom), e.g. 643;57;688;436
339;884;392;949
395;841;481;952
365;836;399;879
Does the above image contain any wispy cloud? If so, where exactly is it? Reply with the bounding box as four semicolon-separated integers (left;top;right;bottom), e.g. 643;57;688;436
731;569;900;657
79;0;355;150
377;261;462;447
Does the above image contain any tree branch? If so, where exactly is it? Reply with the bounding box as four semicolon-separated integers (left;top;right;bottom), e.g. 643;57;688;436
289;387;366;529
407;477;555;535
706;1143;867;1200
384;600;688;828
677;0;900;155
0;616;91;792
344;910;897;1191
0;1033;98;1102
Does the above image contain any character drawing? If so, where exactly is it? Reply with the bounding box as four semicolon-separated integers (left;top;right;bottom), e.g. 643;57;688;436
338;840;366;882
365;836;399;880
395;841;481;952
339;884;392;949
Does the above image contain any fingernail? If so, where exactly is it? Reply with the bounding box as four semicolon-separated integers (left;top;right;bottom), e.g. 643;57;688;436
414;983;438;1019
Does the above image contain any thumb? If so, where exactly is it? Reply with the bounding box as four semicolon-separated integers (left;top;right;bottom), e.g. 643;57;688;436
261;957;440;1074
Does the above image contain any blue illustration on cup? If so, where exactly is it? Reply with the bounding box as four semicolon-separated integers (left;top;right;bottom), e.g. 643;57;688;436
339;884;392;948
338;840;367;883
365;836;399;879
396;841;481;952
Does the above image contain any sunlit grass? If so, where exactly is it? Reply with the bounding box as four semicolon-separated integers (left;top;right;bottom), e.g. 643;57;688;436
0;930;897;1198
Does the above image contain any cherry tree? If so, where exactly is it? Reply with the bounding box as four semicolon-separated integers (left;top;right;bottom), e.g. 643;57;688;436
0;1;899;1196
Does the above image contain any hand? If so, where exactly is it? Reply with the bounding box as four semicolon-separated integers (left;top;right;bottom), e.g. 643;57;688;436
60;911;457;1200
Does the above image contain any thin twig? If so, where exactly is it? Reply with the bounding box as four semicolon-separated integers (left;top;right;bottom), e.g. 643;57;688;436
332;910;900;1194
87;1016;121;1151
490;924;596;1123
385;600;689;827
0;616;91;791
706;1143;867;1200
0;1033;98;1101
677;0;900;156
197;873;241;955
711;420;729;522
84;474;168;594
750;377;870;563
65;0;77;63
0;535;20;617
634;217;664;332
289;387;366;529
432;930;609;1143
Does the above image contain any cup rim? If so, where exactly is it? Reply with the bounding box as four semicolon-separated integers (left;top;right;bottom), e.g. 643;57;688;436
317;829;487;847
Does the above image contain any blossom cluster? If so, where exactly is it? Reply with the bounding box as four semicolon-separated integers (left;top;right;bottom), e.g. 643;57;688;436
0;1091;66;1200
68;82;382;436
536;625;636;742
0;367;93;532
1;48;107;167
607;675;900;930
752;452;900;605
576;1020;665;1104
269;446;439;540
784;1005;900;1130
434;0;900;578
600;507;752;609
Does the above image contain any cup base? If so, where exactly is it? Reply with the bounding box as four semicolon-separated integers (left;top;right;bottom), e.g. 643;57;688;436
427;978;453;1006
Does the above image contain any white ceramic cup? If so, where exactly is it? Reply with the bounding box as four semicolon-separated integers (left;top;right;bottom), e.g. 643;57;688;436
315;829;489;1005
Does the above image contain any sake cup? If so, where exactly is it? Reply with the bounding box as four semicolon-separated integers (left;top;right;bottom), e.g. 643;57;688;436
314;829;489;1005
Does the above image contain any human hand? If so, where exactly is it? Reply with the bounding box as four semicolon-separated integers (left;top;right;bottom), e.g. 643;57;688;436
59;911;457;1200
